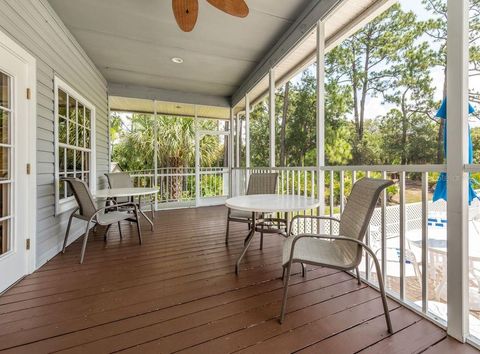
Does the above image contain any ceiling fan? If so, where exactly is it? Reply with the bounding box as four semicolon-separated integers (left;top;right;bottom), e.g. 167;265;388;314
172;0;249;32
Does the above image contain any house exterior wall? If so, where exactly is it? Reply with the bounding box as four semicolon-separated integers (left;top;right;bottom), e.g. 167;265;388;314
0;0;109;267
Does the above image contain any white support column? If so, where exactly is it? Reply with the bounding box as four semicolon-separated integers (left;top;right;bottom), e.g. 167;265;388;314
194;105;200;206
229;108;234;197
107;97;112;174
235;112;241;196
269;68;276;167
153;100;158;210
316;21;326;219
236;113;240;168
245;95;251;169
447;0;469;341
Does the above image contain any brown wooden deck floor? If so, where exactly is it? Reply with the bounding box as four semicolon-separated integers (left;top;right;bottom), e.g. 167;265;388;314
0;206;478;353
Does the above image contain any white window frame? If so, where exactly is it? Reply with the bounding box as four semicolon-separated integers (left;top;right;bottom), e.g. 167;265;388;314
54;76;96;215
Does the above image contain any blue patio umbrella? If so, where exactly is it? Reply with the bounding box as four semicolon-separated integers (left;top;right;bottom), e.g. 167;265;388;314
432;98;479;204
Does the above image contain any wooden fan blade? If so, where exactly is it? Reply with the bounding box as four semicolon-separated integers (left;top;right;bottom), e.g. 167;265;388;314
172;0;199;32
207;0;249;18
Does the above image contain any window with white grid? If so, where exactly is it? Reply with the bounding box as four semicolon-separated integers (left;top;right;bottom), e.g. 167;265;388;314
54;77;95;214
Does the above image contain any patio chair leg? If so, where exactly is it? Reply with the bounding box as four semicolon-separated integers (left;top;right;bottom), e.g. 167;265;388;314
80;222;92;264
62;211;75;253
371;253;393;333
279;261;293;324
355;267;362;285
225;219;230;245
281;264;286;282
301;263;307;278
103;224;112;242
135;209;143;245
118;222;123;240
151;198;155;219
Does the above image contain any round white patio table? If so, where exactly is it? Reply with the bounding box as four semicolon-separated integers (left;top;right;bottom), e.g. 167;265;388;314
95;187;157;231
226;194;320;274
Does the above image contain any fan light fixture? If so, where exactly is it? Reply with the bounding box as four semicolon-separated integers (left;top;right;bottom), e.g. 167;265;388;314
171;57;184;64
172;0;249;32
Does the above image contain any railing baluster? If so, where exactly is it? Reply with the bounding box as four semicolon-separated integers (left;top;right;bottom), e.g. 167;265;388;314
329;170;334;235
381;171;387;285
399;171;406;301
421;172;428;313
311;170;315;198
297;170;301;196
286;170;290;195
291;170;295;195
365;169;371;280
167;173;170;202
339;170;344;214
304;170;307;197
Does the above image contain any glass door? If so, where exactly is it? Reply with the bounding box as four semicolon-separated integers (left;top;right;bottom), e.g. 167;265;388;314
0;72;11;258
0;39;30;292
195;128;230;207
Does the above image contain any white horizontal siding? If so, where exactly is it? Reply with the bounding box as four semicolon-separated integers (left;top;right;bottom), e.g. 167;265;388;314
0;0;109;268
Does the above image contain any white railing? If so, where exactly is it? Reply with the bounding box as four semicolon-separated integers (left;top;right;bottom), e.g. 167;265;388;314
128;166;229;208
232;167;318;198
232;165;473;327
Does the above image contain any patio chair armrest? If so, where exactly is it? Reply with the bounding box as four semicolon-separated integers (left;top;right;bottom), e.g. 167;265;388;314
108;201;138;209
287;234;379;268
288;215;340;236
91;202;139;222
292;234;367;249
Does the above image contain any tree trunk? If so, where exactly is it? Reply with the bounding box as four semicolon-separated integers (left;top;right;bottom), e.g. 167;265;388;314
169;157;182;201
359;39;371;145
401;90;408;165
280;81;290;167
351;46;360;135
351;46;360;164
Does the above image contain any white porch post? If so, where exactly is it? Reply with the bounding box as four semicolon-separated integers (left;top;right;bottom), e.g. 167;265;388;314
447;0;469;341
153;100;158;210
245;95;250;169
236;113;240;168
229;108;234;197
107;98;111;173
269;68;276;167
235;112;241;196
194;105;200;206
316;21;326;218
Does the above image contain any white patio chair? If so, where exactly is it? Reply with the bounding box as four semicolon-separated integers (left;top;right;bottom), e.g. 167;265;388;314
105;172;155;219
62;177;142;264
280;178;394;333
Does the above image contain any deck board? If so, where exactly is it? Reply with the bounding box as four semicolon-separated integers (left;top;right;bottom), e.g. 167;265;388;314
0;205;477;353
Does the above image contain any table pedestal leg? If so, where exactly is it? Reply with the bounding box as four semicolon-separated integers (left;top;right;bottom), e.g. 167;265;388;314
236;212;256;275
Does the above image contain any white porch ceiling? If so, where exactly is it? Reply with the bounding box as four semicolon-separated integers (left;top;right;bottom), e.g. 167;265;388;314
47;0;312;105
